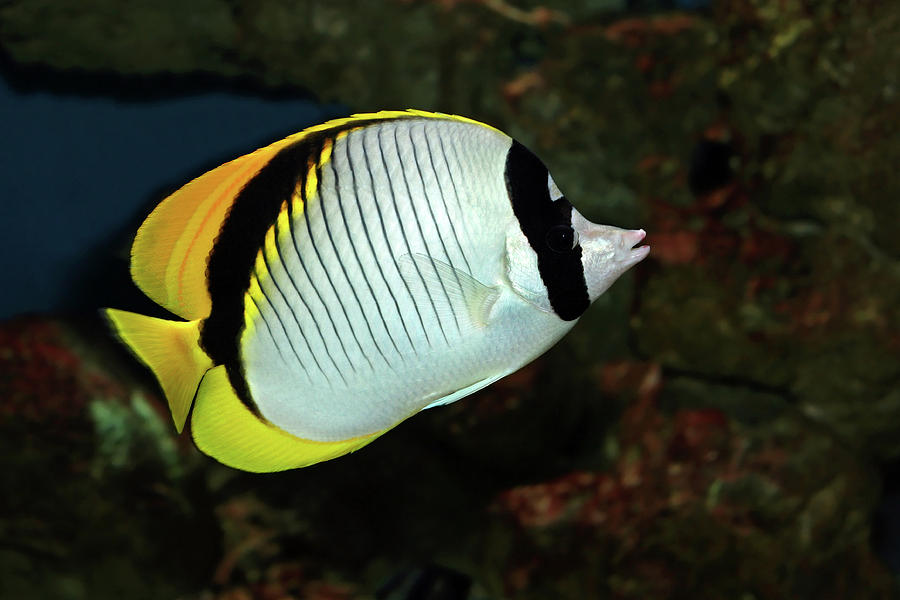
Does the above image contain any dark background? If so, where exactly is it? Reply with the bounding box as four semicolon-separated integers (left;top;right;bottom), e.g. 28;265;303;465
1;1;898;598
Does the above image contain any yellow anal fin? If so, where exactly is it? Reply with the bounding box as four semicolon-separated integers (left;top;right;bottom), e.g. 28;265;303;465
191;366;384;472
104;309;212;432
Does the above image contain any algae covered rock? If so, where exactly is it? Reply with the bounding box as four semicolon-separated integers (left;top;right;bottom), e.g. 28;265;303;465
0;317;218;599
487;363;894;599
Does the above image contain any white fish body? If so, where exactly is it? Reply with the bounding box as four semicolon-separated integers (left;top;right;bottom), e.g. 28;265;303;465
104;111;649;471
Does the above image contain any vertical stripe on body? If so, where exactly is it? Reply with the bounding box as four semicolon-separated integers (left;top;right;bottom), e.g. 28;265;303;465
283;185;343;383
392;125;450;344
357;126;419;352
338;129;403;357
321;136;390;368
295;152;359;375
375;125;434;347
424;122;473;280
408;124;463;334
270;203;331;382
308;141;376;372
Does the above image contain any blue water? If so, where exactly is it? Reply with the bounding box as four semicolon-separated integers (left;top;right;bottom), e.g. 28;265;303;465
0;75;337;319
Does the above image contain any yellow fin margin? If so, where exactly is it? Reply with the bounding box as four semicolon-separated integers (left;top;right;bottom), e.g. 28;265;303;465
191;366;384;472
130;133;308;320
311;109;503;137
130;109;498;321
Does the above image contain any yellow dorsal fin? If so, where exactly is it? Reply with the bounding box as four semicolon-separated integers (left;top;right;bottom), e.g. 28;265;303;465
104;309;212;432
131;110;500;321
190;366;385;472
333;109;503;134
130;133;308;320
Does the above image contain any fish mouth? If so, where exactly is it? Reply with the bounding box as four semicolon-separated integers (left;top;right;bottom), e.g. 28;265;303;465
621;229;650;266
577;221;651;302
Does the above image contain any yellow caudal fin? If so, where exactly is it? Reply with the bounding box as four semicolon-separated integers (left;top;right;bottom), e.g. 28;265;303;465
130;135;307;321
105;309;213;432
191;366;384;472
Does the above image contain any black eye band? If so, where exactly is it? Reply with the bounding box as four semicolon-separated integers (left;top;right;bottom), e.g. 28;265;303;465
504;140;589;321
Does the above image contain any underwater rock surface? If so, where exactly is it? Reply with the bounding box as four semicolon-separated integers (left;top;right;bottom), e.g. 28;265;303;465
1;318;895;598
0;317;218;599
2;0;899;597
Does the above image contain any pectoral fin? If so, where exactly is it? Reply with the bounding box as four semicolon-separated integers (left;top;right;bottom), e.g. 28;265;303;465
397;253;500;333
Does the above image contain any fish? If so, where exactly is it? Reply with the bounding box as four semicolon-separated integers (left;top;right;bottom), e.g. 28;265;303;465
104;110;649;472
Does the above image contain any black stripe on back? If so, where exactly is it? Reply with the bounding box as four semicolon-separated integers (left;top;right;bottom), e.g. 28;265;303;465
200;119;392;407
504;140;589;321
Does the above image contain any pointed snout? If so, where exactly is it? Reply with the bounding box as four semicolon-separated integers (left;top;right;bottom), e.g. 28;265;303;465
619;228;651;268
572;212;650;302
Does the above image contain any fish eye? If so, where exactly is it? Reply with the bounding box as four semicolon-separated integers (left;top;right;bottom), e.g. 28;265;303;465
545;225;579;253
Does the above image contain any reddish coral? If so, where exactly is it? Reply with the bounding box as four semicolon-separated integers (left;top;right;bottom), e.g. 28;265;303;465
0;317;127;435
492;362;745;596
211;496;359;600
496;471;599;528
